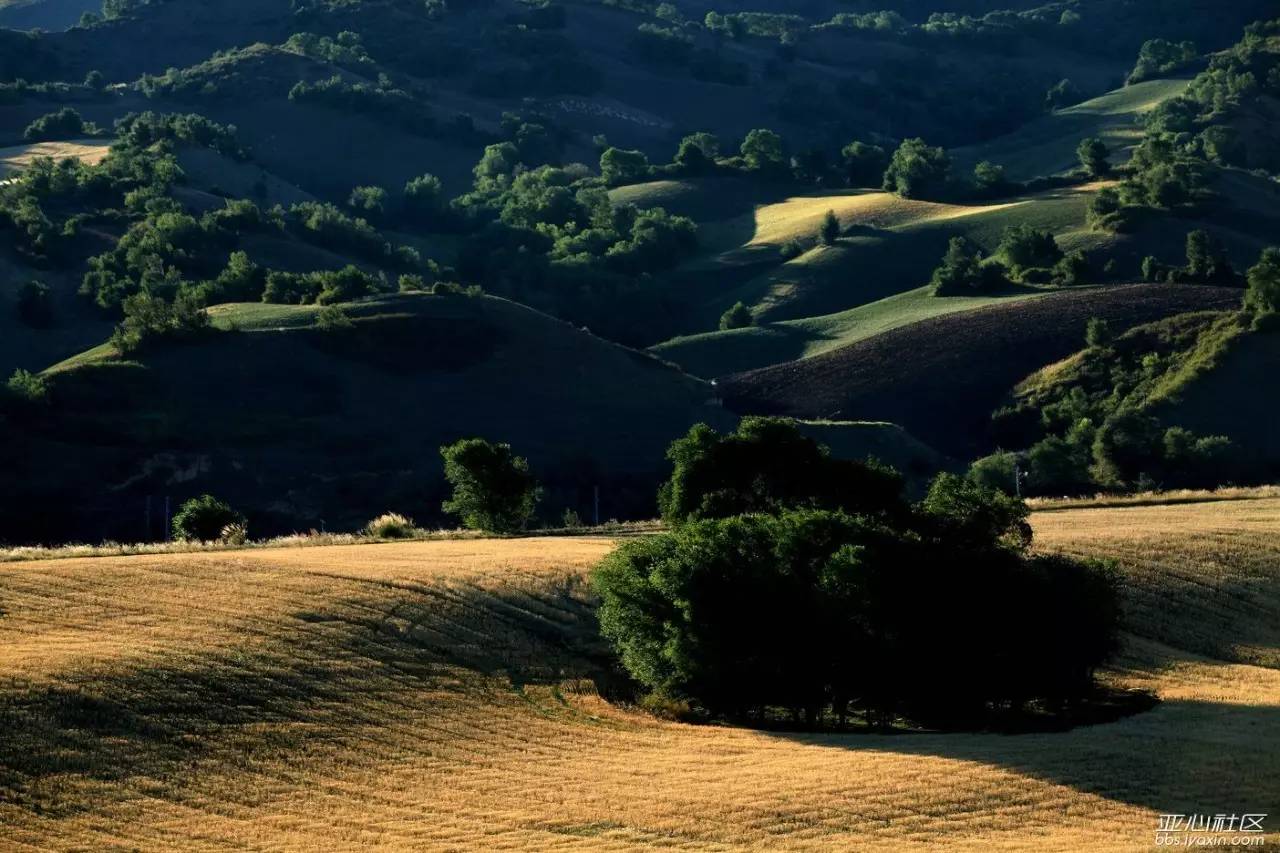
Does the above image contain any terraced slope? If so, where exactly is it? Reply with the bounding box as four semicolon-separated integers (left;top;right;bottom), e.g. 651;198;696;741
1;499;1277;850
718;284;1244;457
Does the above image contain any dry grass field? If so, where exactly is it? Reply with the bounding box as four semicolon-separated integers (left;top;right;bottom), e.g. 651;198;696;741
1;500;1277;850
0;139;110;180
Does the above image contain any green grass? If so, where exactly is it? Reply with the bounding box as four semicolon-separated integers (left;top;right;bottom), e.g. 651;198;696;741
951;77;1193;182
671;181;1113;333
654;284;1060;378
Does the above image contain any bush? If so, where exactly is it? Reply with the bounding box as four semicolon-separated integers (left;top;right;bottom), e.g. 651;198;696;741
840;140;887;187
1076;137;1110;177
882;138;950;199
171;494;245;542
315;305;353;331
819;209;839;246
931;237;1008;295
441;438;541;533
599;147;651;186
364;512;418;539
658;417;905;525
111;292;210;354
1244;247;1280;319
718;301;754;330
995;224;1063;279
4;368;48;407
23;107;86;142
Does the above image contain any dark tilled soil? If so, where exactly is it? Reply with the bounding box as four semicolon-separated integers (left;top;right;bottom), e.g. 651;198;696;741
718;284;1244;457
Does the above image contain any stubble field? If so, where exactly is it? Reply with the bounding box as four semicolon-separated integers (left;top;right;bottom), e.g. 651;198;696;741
1;500;1277;850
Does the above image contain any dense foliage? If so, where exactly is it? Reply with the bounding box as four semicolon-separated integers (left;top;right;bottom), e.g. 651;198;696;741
658;418;906;525
597;469;1119;729
440;438;541;533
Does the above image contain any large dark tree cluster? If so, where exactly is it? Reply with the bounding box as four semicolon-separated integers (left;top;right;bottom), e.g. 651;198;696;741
597;419;1121;730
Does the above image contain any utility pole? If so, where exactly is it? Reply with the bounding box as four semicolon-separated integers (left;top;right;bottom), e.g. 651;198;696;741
163;496;171;541
593;485;600;527
145;495;152;542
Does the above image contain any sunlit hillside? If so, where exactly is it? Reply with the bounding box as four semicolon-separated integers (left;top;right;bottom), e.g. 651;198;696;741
1;498;1276;850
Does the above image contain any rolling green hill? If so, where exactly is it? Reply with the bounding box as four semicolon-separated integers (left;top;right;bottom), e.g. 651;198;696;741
951;76;1194;182
653;284;1055;378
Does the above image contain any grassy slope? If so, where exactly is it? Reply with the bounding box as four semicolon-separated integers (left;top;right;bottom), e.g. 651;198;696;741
640;179;1114;339
951;77;1194;182
1155;331;1280;462
653;285;1056;379
719;284;1244;458
0;499;1276;849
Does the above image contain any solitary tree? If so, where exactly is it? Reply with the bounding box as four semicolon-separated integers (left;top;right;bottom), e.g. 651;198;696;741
882;138;950;199
441;438;541;533
973;160;1007;194
1076;137;1110;177
719;301;754;330
819;209;840;246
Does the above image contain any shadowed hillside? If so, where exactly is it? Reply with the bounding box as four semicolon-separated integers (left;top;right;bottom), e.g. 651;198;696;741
718;284;1243;457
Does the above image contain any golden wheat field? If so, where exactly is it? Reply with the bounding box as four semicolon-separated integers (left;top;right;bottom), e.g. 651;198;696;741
1;500;1277;851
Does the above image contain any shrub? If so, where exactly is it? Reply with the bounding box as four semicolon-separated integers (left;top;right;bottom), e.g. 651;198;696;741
403;173;444;223
364;512;418;539
968;451;1020;495
819;209;839;246
440;438;541;533
16;280;53;327
995;224;1063;279
840;140;887;187
931;237;1007;295
718;301;754;330
5;368;48;407
23;107;86;142
658;417;905;525
1076;137;1110;177
171;494;245;542
315;305;354;331
1244;247;1280;319
111;292;210;354
673;132;719;173
599;147;651;186
882;138;950;199
1085;317;1113;348
348;185;388;219
1053;250;1091;286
